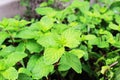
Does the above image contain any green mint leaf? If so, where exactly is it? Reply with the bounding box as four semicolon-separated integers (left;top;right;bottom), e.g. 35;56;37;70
0;60;7;71
44;47;65;65
0;46;15;57
27;55;39;72
5;52;27;67
18;68;32;76
61;28;81;48
35;7;56;17
26;40;43;53
70;49;84;59
109;22;120;31
59;52;82;73
1;67;18;80
18;73;32;80
39;16;54;32
32;57;54;79
16;29;38;39
37;32;58;48
0;31;9;45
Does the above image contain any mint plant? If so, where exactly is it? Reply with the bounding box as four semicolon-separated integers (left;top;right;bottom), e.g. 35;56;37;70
0;0;120;80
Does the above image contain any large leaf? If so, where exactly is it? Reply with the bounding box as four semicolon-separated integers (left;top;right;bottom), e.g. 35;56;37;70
27;55;39;71
44;47;65;65
0;31;9;45
59;52;82;73
26;40;43;53
1;67;18;80
114;67;120;80
37;32;58;48
35;7;56;17
61;28;81;48
32;57;54;79
16;28;38;39
0;46;15;57
39;16;54;32
5;52;27;67
70;49;84;59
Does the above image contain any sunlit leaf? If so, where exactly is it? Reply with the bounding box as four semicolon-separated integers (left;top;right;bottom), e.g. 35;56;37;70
5;52;27;67
26;40;43;53
27;55;39;72
59;52;82;73
1;67;18;80
44;47;65;65
61;28;81;48
0;31;9;45
32;57;54;79
39;16;54;32
70;49;84;59
36;7;56;17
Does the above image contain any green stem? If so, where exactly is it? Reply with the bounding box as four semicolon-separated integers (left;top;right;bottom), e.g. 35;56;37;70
108;49;120;54
6;30;15;45
20;60;25;68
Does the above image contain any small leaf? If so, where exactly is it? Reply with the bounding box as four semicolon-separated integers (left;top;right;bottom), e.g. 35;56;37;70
0;46;15;57
1;67;18;80
19;20;30;27
35;7;56;17
67;14;77;22
52;24;68;34
26;40;43;53
16;42;26;52
39;16;54;32
32;57;54;79
109;22;120;31
18;68;32;76
115;15;120;25
82;34;97;40
0;59;7;70
59;53;82;73
101;66;110;74
70;49;84;59
18;73;32;80
44;47;65;65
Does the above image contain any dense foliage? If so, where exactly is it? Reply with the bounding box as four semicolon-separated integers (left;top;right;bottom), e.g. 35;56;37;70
0;0;120;80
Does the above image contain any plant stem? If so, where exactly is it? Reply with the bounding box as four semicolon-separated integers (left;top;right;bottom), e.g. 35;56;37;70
6;30;15;45
108;49;120;54
110;61;118;67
